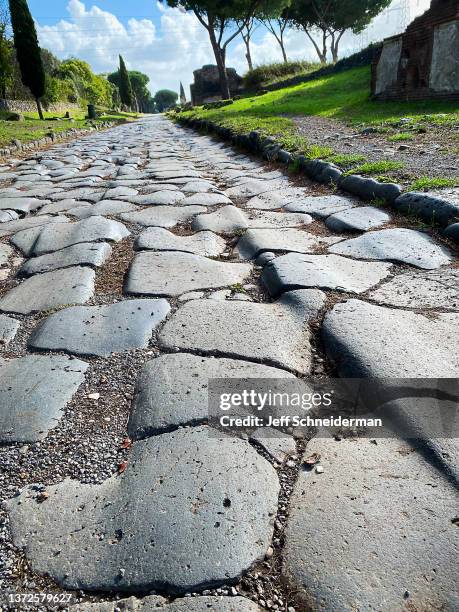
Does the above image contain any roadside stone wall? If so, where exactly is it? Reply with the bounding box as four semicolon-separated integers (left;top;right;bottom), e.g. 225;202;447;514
0;99;81;113
372;0;459;101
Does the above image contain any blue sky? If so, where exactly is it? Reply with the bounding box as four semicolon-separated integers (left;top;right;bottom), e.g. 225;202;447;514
27;0;430;96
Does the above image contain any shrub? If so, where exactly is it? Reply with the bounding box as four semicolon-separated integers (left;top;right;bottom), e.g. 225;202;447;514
243;60;319;90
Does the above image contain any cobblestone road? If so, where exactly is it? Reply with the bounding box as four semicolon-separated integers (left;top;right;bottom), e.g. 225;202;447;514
0;116;458;611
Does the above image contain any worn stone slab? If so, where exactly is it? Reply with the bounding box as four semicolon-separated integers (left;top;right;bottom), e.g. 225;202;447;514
29;299;170;357
72;595;260;612
283;434;458;611
30;216;130;256
180;193;232;207
0;355;88;443
104;186;139;199
245;188;309;210
262;253;392;296
237;228;340;260
0;215;69;238
329;228;453;269
322;299;459;377
0;267;95;314
250;428;297;463
0;197;49;214
247;211;313;228
67;200;137;219
370;268;459;309
6;426;279;593
20;242;112;276
38;199;90;215
226;179;285;198
182;180;222;193
0;243;12;266
159;290;325;374
141;183;181;193
132;191;186;206
0;315;20;346
0;210;19;222
125;251;251;297
192;206;249;235
120;206;206;228
325;205;391;232
444;222;459;243
49;188;105;202
135;228;226;257
285;195;357;218
129;353;295;438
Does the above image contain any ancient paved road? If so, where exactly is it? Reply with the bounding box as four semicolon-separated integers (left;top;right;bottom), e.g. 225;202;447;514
0;116;458;611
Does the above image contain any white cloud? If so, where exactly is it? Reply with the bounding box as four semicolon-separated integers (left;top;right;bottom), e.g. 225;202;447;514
37;0;432;94
36;0;213;97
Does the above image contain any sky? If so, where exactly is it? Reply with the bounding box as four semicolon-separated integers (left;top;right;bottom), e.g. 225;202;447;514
27;0;431;97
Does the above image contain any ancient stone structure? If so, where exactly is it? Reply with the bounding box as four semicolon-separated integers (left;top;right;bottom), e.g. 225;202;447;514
190;65;243;105
0;99;81;113
372;0;459;100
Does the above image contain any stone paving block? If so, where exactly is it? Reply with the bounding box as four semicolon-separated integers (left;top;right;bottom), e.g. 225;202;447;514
226;179;285;198
6;427;279;593
120;206;206;228
0;210;19;223
20;242;112;276
0;314;19;346
0;243;12;266
135;228;226;257
49;188;105;202
237;228;341;259
284;195;357;218
0;215;70;239
249;428;297;464
245;188;312;210
0;197;49;214
125;251;251;297
192;205;249;235
322;299;459;377
129;353;295;438
0;355;88;443
180;193;232;206
182;180;221;193
159;290;325;374
30;216;130;256
0;267;95;314
67;200;137;219
262;253;392;296
142;184;181;193
282;434;458;611
29;299;170;357
246;211;313;228
329;228;453;269
132;191;186;206
325;205;391;232
370;268;459;309
72;595;260;611
38;199;90;215
104;186;139;199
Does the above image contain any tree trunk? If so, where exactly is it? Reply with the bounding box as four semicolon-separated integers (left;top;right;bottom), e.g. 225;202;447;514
244;38;253;71
331;30;345;64
280;38;288;63
208;27;231;99
304;28;327;64
36;97;44;120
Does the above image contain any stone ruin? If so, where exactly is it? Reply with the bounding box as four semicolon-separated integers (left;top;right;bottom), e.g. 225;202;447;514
372;0;459;101
190;65;243;106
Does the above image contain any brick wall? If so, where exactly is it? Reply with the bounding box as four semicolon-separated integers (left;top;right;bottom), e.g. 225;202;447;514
372;0;459;101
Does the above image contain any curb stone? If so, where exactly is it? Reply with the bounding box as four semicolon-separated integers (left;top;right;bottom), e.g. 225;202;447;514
176;116;459;244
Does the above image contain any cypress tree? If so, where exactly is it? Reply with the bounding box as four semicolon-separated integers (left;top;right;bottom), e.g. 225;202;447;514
179;81;186;105
8;0;45;119
118;55;133;109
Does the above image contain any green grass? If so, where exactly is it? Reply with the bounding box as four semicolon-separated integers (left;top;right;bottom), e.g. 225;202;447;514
388;132;414;142
182;66;458;129
345;160;405;176
244;60;320;89
409;176;459;191
326;153;367;166
0;108;140;148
